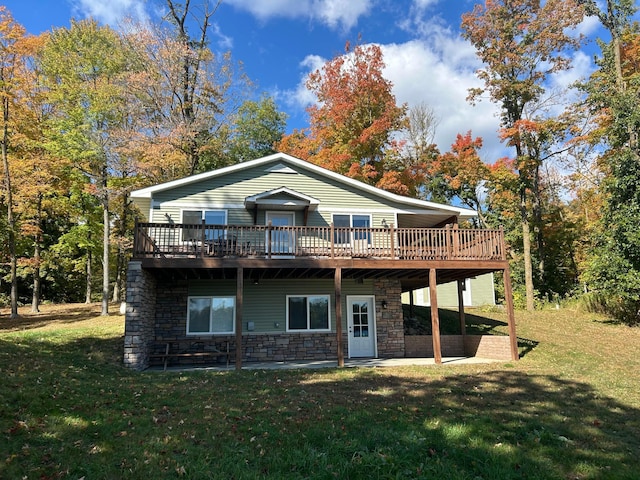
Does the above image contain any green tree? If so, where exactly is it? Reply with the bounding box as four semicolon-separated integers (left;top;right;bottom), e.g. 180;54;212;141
41;19;133;315
0;6;27;318
580;0;640;323
227;95;287;162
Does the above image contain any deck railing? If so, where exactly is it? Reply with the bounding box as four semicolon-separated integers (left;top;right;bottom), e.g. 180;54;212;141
133;222;505;261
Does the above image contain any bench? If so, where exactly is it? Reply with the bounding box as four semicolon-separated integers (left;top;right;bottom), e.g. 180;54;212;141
150;342;231;370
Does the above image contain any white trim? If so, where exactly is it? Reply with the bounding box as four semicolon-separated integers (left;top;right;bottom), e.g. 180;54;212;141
186;296;236;335
153;200;245;209
131;153;477;219
285;294;332;332
320;206;444;215
346;295;377;358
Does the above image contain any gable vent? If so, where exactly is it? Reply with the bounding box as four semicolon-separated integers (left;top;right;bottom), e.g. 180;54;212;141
266;163;298;174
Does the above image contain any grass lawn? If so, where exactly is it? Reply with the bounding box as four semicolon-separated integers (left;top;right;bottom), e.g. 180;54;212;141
1;303;639;479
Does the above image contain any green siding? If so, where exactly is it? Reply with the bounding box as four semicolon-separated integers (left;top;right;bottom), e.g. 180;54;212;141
145;160;429;226
188;278;374;333
402;273;495;308
470;273;496;306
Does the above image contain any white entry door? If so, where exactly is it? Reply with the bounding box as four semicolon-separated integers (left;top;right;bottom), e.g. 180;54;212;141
266;211;295;255
347;296;376;358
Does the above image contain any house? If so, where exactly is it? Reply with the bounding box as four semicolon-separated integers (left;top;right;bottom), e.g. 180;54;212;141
402;273;496;308
124;153;517;370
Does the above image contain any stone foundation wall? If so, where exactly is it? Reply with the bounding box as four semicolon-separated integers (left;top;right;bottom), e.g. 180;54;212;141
123;262;157;370
138;275;408;368
374;279;405;358
405;334;511;360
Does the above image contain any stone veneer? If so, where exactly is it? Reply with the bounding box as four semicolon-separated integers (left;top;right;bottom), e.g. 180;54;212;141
373;279;405;358
125;273;408;369
123;261;157;370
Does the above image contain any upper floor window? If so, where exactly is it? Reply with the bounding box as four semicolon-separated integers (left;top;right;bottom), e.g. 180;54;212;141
333;214;371;244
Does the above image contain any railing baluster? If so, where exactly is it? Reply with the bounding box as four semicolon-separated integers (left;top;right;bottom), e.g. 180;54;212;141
132;223;506;262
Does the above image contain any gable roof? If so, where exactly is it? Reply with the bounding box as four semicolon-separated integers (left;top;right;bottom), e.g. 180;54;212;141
244;186;320;211
131;152;477;219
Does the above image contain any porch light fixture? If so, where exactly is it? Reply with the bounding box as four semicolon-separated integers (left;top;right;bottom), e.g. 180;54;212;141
381;300;388;309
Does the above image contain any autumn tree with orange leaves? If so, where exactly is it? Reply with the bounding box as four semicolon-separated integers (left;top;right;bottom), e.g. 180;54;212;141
0;6;26;318
277;42;411;195
462;0;583;310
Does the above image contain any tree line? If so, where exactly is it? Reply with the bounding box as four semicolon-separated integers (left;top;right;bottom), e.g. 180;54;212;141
1;0;639;324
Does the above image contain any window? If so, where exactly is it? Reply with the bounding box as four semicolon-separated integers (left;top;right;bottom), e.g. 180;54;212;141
332;214;371;244
287;295;330;331
182;210;227;241
187;296;235;334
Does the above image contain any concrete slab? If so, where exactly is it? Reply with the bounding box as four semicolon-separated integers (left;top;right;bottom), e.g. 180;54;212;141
153;356;504;372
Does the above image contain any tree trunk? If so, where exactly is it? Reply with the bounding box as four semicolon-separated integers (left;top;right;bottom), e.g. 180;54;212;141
86;248;92;304
1;95;18;319
111;191;129;304
521;184;535;312
532;164;545;293
31;196;43;313
101;166;110;316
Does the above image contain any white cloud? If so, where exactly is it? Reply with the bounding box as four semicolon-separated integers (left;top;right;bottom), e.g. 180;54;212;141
70;0;149;26
284;33;507;162
226;0;371;31
380;40;505;161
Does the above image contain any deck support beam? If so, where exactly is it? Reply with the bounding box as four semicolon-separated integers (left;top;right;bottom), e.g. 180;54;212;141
429;268;442;364
503;265;519;361
235;267;243;370
335;267;344;367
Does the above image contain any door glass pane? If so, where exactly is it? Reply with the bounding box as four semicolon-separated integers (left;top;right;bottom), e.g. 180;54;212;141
188;298;210;333
288;297;307;329
309;296;329;330
211;297;234;332
268;213;294;253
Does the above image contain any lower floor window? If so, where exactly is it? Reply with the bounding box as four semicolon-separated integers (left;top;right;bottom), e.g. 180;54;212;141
287;295;330;331
187;296;235;334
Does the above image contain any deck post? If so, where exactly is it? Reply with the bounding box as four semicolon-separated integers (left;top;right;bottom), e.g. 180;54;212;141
457;279;466;336
201;219;206;258
502;265;519;361
235;267;244;370
335;267;344;367
429;268;442;364
390;223;396;258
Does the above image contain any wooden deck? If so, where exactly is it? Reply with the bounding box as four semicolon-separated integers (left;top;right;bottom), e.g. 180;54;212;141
133;222;506;263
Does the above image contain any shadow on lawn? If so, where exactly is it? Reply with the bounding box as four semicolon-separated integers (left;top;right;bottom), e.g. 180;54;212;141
2;330;638;479
288;368;639;479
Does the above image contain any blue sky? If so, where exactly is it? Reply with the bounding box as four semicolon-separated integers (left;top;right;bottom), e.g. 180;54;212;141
3;0;612;162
